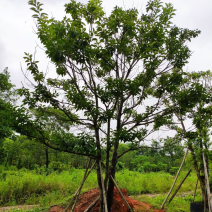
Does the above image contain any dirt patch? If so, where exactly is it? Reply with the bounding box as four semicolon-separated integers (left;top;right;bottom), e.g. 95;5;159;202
48;188;165;212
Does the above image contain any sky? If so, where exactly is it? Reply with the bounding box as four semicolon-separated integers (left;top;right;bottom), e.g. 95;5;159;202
1;0;212;143
1;0;212;88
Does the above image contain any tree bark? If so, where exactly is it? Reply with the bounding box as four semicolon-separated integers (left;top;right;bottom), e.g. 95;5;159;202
203;152;212;211
178;115;206;201
107;100;123;212
188;144;206;201
104;118;111;189
94;126;104;212
107;147;118;212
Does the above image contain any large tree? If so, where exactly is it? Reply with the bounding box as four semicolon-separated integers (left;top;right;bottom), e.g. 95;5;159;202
20;0;200;210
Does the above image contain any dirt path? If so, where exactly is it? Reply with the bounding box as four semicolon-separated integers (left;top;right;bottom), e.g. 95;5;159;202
0;205;39;211
133;190;195;199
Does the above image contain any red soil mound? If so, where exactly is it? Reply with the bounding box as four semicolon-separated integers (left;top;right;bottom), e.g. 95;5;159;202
48;188;165;212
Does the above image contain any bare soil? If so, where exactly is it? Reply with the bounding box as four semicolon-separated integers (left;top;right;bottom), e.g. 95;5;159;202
48;188;165;212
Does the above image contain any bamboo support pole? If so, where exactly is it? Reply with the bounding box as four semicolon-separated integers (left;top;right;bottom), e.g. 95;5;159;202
110;175;134;212
203;152;212;212
168;169;192;204
99;160;108;212
64;159;91;212
70;160;97;212
192;179;198;203
161;148;188;209
204;179;207;212
84;195;100;212
64;159;95;212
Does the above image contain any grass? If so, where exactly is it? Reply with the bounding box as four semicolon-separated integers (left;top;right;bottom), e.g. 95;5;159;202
132;191;203;212
0;168;202;211
0;168;97;207
116;169;199;195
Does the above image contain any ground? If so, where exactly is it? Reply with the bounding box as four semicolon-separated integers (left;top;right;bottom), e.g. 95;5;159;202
0;189;165;212
0;205;39;211
48;188;165;212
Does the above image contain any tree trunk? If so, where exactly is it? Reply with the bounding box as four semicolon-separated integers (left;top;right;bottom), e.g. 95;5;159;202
107;146;118;212
203;152;212;211
95;126;104;212
178;116;206;201
104;118;111;189
188;144;206;201
107;100;123;212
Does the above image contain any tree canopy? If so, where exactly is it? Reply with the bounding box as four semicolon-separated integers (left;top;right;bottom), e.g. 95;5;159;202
19;0;201;211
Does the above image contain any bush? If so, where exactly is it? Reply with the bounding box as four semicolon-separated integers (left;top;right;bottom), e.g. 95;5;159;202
170;167;179;175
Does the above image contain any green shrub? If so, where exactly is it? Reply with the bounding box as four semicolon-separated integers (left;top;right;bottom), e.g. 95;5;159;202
170;167;179;175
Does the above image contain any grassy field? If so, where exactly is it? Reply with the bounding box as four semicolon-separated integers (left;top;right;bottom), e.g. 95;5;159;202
0;168;201;211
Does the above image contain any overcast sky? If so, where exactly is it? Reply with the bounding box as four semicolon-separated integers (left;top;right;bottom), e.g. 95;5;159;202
1;0;212;142
1;0;212;88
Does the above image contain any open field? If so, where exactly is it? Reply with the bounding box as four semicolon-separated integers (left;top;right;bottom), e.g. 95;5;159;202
0;168;202;211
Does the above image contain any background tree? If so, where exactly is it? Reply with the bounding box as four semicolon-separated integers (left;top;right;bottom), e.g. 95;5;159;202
161;137;184;169
20;0;200;210
0;68;18;162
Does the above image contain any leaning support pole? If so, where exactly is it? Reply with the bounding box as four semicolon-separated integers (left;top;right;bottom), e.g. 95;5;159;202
193;179;198;203
84;195;100;212
99;160;108;212
168;169;192;204
64;159;96;212
110;175;134;212
161;148;188;209
64;158;91;212
70;160;97;212
203;152;212;212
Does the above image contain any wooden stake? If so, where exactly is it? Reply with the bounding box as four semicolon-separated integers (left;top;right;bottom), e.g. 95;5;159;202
161;148;188;209
203;152;212;212
168;169;192;204
110;175;133;212
193;179;198;203
84;195;100;212
99;160;108;212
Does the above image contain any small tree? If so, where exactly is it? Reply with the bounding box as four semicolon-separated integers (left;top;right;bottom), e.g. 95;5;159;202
20;0;200;210
161;70;212;201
